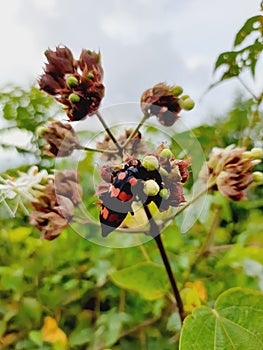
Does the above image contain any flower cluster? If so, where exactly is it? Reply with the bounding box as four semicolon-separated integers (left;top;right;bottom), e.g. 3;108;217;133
30;170;82;240
97;145;190;236
39;46;104;121
199;145;262;200
0;166;49;216
141;83;194;126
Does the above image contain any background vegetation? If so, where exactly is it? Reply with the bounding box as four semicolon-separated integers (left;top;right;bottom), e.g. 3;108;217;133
0;7;263;350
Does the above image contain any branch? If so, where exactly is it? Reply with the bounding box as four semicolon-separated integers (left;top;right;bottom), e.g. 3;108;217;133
95;111;123;156
144;205;185;322
122;114;148;149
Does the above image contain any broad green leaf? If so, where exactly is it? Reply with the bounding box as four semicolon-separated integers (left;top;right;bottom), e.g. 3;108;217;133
234;15;263;46
110;262;169;300
180;287;263;350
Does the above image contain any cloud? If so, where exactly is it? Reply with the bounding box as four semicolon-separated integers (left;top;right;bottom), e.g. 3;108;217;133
1;0;261;124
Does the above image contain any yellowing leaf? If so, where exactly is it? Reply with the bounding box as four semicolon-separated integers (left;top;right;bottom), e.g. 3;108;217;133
185;280;207;302
181;287;201;314
41;316;67;346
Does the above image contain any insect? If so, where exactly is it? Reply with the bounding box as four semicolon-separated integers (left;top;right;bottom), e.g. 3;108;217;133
99;160;163;237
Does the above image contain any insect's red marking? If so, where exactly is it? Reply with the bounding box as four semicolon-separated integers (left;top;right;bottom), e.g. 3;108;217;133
117;172;126;180
110;186;120;197
108;213;122;223
118;192;132;202
100;206;109;220
129;177;138;186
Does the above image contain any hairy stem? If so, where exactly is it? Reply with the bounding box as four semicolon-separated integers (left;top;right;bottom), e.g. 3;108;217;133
96;111;123;156
144;205;185;322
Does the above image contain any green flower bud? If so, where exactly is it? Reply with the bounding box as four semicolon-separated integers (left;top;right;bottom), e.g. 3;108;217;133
250;147;263;159
143;180;160;196
160;148;173;158
179;97;195;110
251;159;262;166
180;95;190;100
242;151;252;159
253;171;263;182
159;167;169;176
36;126;48;136
66;76;78;88
159;188;170;200
170;85;183;96
69;93;80;103
142;155;159;171
87;72;94;79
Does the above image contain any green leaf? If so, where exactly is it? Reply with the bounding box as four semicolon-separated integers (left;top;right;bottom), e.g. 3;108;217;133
29;330;43;346
180;287;263;350
7;226;32;243
234;15;263;46
110;262;169;300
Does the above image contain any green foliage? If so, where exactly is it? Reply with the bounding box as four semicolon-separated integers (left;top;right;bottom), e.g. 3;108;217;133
110;262;169;300
212;14;263;85
0;5;263;350
180;288;263;350
0;85;57;162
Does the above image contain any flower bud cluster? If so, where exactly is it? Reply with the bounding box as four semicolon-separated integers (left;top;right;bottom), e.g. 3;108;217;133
140;83;195;126
39;46;104;121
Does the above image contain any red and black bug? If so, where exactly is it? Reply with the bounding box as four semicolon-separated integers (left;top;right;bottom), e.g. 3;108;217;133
99;159;163;237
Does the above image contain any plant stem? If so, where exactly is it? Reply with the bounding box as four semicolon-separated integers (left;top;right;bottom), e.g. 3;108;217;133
78;145;118;154
122;114;148;148
237;76;259;102
96;111;123;156
144;205;185;322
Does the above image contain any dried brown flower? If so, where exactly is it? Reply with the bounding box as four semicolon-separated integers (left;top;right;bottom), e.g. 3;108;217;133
30;170;82;240
141;83;182;126
199;145;256;201
41;121;81;157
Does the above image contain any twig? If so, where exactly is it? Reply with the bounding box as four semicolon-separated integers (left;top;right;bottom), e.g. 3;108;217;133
78;145;118;154
237;76;259;102
122;114;148;148
119;316;160;339
95;110;123;156
144;205;185;322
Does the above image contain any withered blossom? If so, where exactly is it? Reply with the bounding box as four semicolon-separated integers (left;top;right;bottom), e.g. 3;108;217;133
199;145;256;201
30;170;82;240
41;121;81;157
141;83;182;126
39;46;104;121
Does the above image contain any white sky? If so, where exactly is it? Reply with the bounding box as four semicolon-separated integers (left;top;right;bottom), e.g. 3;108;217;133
0;0;262;170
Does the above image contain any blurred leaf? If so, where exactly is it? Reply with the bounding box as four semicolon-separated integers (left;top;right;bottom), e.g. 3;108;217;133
234;15;263;46
110;262;169;300
0;320;6;337
41;316;67;347
0;266;23;291
180;288;263;350
166;312;181;332
29;330;43;346
7;226;32;243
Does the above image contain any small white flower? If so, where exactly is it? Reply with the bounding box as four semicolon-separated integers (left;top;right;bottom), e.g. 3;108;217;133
0;166;50;216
